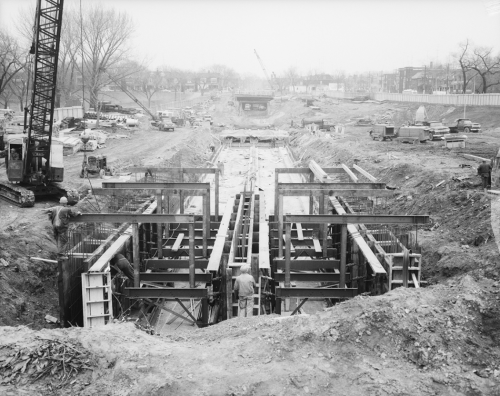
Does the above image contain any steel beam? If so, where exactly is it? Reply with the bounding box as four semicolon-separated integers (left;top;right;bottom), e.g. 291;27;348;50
124;288;208;299
279;189;393;197
285;214;429;225
274;272;344;282
274;259;340;270
276;287;357;298
102;182;210;190
144;259;209;269
139;273;212;283
130;167;217;174
92;188;205;197
70;213;195;223
278;182;386;190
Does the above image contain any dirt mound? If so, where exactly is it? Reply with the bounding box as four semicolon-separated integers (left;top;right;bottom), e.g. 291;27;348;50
1;276;498;395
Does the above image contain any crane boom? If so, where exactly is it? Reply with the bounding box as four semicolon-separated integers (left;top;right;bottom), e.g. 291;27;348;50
254;49;275;91
105;73;158;121
1;0;79;207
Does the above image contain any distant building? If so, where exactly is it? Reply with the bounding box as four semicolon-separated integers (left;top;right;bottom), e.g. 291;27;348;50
398;67;423;93
381;73;398;93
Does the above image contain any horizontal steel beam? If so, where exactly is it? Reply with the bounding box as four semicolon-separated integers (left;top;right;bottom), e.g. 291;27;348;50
139;273;212;283
145;259;209;269
92;188;206;197
285;214;430;225
130;167;217;174
274;259;339;270
163;247;213;256
279;189;393;197
275;168;356;174
69;213;195;223
124;287;208;299
274;272;344;282
278;182;386;190
276;287;357;298
102;182;210;190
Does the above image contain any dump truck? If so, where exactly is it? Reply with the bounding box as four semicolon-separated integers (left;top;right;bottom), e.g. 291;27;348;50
448;118;481;134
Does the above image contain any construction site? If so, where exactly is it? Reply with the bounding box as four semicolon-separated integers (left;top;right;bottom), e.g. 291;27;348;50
1;0;500;395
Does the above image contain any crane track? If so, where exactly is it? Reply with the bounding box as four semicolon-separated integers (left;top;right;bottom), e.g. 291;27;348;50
0;183;36;207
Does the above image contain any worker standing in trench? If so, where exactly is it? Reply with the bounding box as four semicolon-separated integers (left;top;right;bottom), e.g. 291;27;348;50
234;264;256;318
42;197;82;257
477;160;492;191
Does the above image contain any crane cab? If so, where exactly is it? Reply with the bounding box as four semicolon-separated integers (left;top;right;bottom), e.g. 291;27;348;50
6;137;64;183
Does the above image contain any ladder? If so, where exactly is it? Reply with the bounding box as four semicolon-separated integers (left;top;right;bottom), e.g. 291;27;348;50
82;272;113;327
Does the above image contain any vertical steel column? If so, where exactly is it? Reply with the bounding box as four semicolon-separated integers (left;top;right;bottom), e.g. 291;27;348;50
179;190;184;214
320;194;327;258
157;190;163;259
226;267;233;319
189;222;195;288
132;224;140;288
278;193;284;255
403;248;409;288
285;221;291;288
215;169;220;220
202;193;208;257
57;257;70;327
340;224;347;288
274;171;279;220
309;171;315;214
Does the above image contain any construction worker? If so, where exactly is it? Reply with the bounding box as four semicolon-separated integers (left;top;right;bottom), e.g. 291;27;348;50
217;161;224;177
234;264;256;318
477;160;492;191
42;197;82;257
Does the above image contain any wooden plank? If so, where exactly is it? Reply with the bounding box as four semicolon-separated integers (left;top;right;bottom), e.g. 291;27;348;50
285;214;429;225
171;233;184;252
274;259;340;270
328;196;386;275
341;164;359;182
189;223;195;288
309;160;332;181
353;164;377;182
312;237;321;253
463;154;490;162
276;167;355;174
207;197;234;271
226;267;233;319
258;192;270;270
411;273;420;288
295;223;304;240
70;213;195;224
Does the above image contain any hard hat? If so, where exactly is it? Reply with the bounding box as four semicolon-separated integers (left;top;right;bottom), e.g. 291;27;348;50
240;264;250;273
59;197;68;204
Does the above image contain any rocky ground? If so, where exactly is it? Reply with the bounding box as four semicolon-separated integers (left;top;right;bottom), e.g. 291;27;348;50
1;97;499;395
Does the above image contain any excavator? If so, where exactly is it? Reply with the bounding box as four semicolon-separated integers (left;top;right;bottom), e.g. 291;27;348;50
0;0;78;207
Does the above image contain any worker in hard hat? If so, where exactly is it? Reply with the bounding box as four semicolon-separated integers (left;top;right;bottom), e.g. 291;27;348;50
233;264;256;318
42;197;82;257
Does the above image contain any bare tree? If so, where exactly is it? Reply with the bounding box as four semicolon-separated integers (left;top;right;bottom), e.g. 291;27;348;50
285;66;299;93
0;30;26;107
455;40;476;93
139;68;163;108
75;4;136;108
469;46;500;93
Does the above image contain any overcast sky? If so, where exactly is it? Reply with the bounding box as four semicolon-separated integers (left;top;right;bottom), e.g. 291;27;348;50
1;0;500;76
